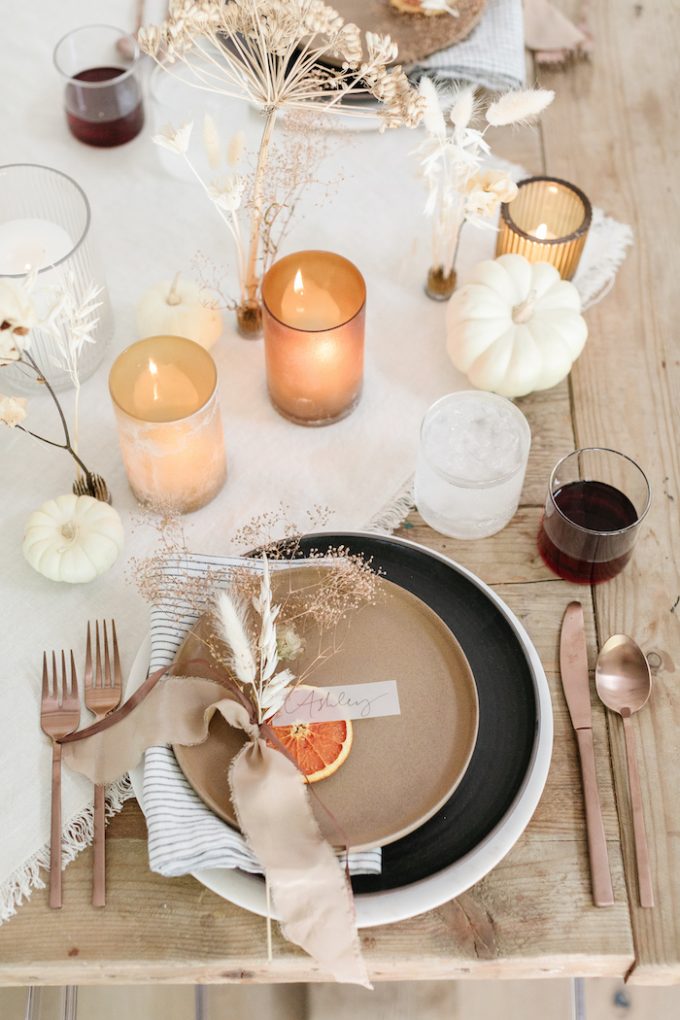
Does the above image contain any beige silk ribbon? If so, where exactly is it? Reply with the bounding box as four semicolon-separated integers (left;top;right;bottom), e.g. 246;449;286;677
61;675;370;988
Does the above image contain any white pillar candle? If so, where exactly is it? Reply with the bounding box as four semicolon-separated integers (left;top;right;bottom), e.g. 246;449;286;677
0;218;74;275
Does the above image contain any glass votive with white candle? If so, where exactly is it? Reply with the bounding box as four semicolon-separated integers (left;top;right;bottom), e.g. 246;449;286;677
0;163;113;392
496;176;592;279
261;250;366;426
108;335;227;513
415;391;531;539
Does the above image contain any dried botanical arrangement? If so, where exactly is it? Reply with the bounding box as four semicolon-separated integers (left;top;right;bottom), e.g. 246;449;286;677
139;0;424;337
0;274;109;501
413;80;555;299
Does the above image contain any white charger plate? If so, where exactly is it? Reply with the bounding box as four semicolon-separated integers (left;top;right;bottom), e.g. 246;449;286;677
129;536;552;928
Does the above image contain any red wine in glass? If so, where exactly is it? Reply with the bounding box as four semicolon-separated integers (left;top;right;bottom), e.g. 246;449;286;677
538;479;639;584
65;67;144;147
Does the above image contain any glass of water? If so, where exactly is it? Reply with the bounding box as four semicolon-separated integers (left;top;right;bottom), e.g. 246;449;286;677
415;391;531;539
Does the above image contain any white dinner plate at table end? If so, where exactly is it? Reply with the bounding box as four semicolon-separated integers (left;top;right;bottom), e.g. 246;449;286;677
128;537;552;928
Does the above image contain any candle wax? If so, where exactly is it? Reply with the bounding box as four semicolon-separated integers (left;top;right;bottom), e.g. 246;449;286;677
0;218;74;274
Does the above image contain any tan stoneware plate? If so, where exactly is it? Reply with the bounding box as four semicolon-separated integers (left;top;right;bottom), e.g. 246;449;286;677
173;566;479;851
327;0;487;68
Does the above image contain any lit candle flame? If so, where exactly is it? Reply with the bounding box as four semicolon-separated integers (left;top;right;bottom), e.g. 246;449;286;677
293;269;304;295
148;357;160;402
533;223;550;240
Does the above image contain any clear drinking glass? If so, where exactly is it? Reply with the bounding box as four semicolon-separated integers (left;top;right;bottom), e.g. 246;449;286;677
0;163;113;393
537;447;651;583
415;391;531;539
54;25;145;147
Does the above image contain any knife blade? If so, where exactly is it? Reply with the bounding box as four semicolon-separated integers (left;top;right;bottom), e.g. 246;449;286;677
560;601;614;907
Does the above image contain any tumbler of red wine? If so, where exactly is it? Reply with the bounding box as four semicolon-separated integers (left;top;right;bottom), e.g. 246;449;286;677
54;25;145;148
538;448;651;584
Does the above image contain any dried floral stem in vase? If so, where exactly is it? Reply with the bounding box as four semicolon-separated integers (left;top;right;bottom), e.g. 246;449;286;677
0;275;110;502
140;0;424;337
413;81;554;299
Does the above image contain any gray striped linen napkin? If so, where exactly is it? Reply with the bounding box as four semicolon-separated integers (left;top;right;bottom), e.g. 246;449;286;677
143;554;382;878
413;0;526;92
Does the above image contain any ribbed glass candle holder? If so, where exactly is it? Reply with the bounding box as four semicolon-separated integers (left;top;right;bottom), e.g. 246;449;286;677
496;177;592;279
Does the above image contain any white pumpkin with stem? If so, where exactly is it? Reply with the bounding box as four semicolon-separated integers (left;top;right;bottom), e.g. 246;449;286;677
446;254;588;398
23;494;124;584
136;273;223;350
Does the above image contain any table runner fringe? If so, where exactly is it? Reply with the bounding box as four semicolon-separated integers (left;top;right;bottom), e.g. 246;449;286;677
0;776;134;924
367;477;415;534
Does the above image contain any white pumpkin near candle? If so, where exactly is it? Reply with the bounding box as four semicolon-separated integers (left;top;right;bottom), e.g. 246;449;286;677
136;275;223;350
446;254;588;398
23;494;124;584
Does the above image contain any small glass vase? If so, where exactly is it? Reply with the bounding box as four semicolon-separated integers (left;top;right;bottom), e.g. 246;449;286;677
425;265;457;301
236;299;263;339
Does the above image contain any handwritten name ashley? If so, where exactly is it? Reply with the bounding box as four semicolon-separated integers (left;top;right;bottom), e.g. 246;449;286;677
272;681;401;726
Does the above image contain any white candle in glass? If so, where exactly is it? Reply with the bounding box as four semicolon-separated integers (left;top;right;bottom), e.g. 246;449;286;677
0;218;74;274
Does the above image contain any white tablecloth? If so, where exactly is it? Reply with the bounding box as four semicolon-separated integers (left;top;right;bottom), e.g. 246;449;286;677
0;0;632;921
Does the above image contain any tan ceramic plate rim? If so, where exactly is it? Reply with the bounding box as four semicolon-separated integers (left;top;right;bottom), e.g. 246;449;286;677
173;575;480;851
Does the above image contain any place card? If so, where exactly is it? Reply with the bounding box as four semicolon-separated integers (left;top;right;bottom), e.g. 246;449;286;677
272;682;401;726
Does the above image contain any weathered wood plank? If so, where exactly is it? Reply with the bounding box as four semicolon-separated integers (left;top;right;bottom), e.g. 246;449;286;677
539;0;680;985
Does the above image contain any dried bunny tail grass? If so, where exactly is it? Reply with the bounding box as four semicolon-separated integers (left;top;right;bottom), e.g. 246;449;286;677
227;130;246;167
485;88;555;127
214;590;257;686
418;77;446;139
449;85;477;130
203;113;221;169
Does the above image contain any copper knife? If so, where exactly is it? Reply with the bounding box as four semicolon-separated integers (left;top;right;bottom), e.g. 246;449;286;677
560;601;614;907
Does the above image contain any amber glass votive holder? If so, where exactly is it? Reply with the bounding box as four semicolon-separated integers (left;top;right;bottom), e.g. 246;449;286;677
496;177;592;279
109;335;227;513
262;250;366;426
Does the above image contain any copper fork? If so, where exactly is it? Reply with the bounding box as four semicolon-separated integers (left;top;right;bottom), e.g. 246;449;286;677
40;651;80;909
84;620;123;907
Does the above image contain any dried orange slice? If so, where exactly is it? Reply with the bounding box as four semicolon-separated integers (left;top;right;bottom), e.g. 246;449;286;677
268;714;353;784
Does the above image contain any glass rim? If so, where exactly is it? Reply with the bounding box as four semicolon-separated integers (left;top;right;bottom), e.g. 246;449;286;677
108;335;219;424
0;163;91;278
53;24;141;85
500;176;593;245
548;446;652;536
419;390;531;489
261;250;367;333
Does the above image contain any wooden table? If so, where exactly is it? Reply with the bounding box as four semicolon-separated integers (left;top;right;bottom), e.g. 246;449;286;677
1;0;677;986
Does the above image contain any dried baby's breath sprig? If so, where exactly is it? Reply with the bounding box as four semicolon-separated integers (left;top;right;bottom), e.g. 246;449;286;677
140;0;424;331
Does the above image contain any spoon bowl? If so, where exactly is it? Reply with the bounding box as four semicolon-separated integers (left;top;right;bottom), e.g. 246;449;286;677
595;634;652;716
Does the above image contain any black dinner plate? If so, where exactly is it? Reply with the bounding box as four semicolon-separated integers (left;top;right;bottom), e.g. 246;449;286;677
289;533;539;893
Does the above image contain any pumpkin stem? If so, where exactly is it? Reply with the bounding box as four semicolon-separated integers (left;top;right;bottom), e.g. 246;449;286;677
61;522;76;541
167;273;182;306
512;289;538;324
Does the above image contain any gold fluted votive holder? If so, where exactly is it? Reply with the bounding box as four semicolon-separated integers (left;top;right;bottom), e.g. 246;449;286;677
109;335;227;513
496;177;592;279
262;250;366;426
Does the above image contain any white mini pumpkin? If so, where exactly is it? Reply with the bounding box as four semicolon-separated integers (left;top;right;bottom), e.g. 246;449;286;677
136;275;223;350
446;254;588;398
23;494;124;584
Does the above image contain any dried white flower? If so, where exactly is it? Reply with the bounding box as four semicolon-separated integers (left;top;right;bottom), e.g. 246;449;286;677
419;77;446;140
0;278;37;360
208;174;245;213
202;113;221;169
485;89;555;127
449;86;476;130
215;589;257;686
421;0;460;14
152;121;194;155
277;623;305;662
465;169;518;217
0;393;27;428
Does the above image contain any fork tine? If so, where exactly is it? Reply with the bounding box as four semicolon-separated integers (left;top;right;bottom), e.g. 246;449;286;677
111;619;122;692
42;652;49;703
84;622;93;691
51;651;57;699
103;622;112;688
95;620;102;689
60;650;67;707
69;650;78;701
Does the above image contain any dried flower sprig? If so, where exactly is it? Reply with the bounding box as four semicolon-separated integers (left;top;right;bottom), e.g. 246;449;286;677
413;79;554;289
140;0;424;333
0;275;106;495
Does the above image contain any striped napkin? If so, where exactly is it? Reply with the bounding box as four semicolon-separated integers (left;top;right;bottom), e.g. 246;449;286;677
143;554;382;878
413;0;526;92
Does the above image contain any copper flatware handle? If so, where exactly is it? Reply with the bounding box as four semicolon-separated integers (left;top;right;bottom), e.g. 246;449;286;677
49;742;63;909
93;784;106;908
622;715;654;908
575;728;615;907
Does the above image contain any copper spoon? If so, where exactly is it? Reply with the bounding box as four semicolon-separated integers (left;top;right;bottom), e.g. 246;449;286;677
595;635;654;908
